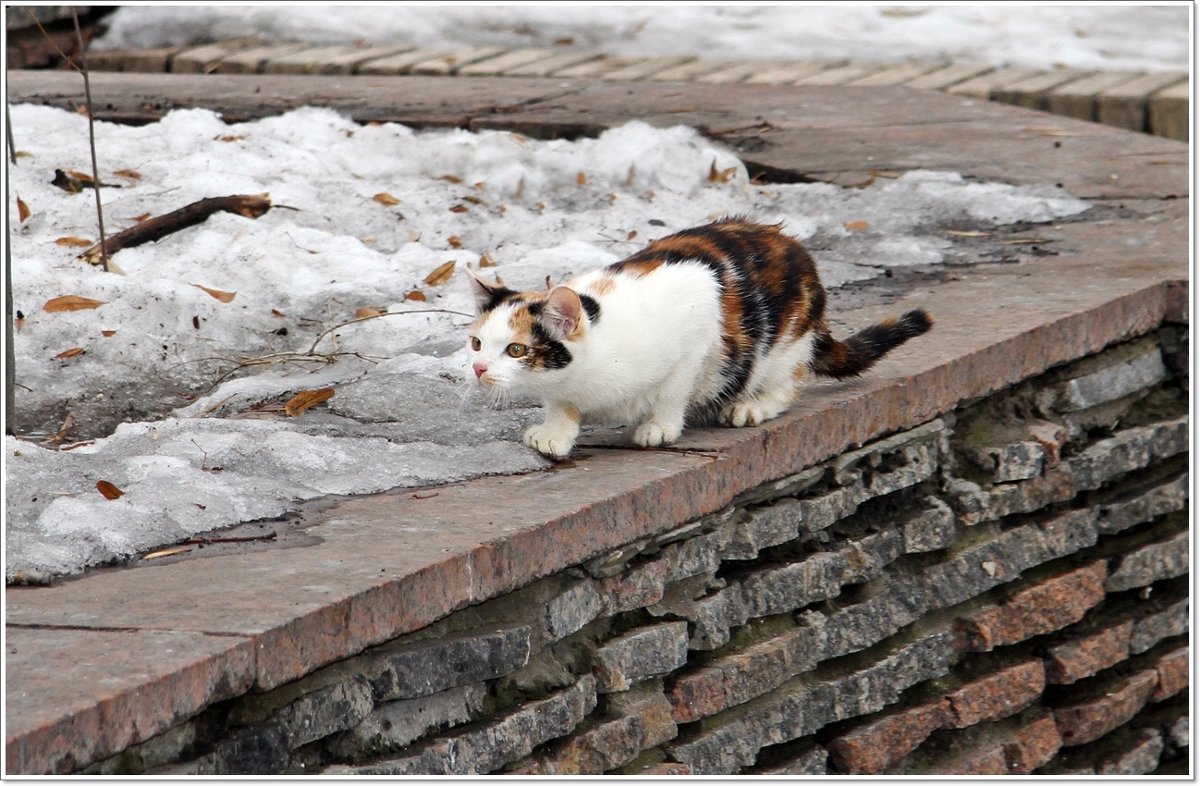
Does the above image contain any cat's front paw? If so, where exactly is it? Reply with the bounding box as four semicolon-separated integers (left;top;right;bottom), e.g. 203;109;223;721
632;420;682;448
523;424;576;460
720;400;784;428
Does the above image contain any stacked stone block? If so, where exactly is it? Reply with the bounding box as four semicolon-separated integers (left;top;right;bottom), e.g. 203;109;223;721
81;331;1188;776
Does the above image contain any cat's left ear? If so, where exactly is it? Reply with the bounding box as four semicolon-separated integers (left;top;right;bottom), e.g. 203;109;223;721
542;286;584;341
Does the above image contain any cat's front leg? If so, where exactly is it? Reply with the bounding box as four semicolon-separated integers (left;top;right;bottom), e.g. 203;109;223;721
523;402;582;460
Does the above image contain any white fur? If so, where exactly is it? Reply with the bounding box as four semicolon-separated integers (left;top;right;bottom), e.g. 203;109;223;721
468;261;810;458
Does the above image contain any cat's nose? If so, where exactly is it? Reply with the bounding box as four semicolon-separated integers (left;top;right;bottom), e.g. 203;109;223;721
472;362;488;379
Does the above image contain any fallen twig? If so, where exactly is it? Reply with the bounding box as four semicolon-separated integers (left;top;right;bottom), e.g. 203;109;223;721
182;531;277;545
80;193;272;264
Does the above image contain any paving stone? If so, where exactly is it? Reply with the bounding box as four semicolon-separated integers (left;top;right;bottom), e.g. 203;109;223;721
329;683;485;759
826;699;950;774
1129;597;1189;654
504;50;603;77
1044;620;1134;684
1055;344;1168;412
846;62;944;87
329;675;597;775
647;57;740;82
901;497;956;553
1052;669;1158;746
593;622;689;692
794;63;886;86
554;55;641;78
600;56;696;81
1045;71;1147;121
1097;71;1188;131
947;66;1045;98
993;68;1095;110
411;47;507;76
753;741;829;774
356;48;454;75
526;691;676;774
666;630;956;774
1148;80;1189;141
903;62;994;91
1104;529;1189;592
170;37;263;73
744;60;840;85
959;561;1108;652
5;627;254;775
945;660;1046;727
260;45;411;75
1095;472;1188;534
214;43;309;74
368;624;531;701
1096;728;1165;775
1150;644;1189;701
458;48;556;76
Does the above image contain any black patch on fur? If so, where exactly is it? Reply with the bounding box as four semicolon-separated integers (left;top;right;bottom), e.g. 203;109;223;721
810;309;933;379
530;322;573;369
579;294;601;324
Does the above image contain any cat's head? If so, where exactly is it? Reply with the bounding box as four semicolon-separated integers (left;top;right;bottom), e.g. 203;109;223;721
465;269;593;392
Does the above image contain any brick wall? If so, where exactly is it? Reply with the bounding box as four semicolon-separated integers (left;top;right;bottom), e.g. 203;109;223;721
82;325;1189;776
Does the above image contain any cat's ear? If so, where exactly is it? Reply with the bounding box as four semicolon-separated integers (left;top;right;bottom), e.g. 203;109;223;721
466;267;513;314
542;286;584;341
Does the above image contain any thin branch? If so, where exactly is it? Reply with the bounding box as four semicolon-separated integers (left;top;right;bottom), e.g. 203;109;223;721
306;308;473;355
5;109;16;165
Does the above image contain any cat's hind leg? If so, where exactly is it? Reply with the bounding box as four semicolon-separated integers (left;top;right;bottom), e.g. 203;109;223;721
719;333;813;428
631;357;706;447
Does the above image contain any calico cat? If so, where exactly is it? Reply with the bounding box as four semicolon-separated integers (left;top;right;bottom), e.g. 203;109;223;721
467;218;931;459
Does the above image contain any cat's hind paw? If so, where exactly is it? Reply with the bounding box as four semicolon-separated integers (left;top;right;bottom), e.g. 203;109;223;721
632;420;682;448
523;424;576;460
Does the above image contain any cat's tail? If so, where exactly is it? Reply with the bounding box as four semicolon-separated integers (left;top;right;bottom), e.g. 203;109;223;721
808;309;933;379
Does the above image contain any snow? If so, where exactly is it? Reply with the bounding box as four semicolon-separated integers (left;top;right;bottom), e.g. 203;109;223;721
3;101;1095;579
92;4;1191;74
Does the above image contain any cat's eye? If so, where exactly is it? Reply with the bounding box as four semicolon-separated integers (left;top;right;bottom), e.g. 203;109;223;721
470;336;481;351
506;343;528;358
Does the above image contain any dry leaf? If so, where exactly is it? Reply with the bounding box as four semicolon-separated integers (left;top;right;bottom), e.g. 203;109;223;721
944;229;989;238
15;311;25;332
708;159;738;183
449;204;469;213
438;174;463;184
96;480;124;500
17;196;30;223
50;169;84;192
355;306;383;318
576;172;587;186
478;252;497;268
284;388;335;417
215;134;248;142
1000;238;1049;245
144;546;192;560
447;235;463;249
844;220;871;233
101;330;116;337
271;308;287;318
373;192;401;206
461;195;485;205
192;284;236;303
554;35;575;45
625;164;637;187
627;230;638;240
113;168;142;181
130;212;152;223
54;347;85;360
44;295;106;312
424;260;457;286
405;290;427;302
55;236;94;248
67;169;96;185
192;315;201;330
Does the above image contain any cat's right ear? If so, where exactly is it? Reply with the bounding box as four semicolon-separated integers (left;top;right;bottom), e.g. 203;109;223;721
466;267;514;314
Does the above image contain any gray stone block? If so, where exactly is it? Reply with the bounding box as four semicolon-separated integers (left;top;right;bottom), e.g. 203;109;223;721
901;497;956;553
593;622;688;692
728;498;804;559
275;674;373;748
989;440;1046;483
1066;416;1189;492
1057;346;1168;412
1096;472;1188;535
1130;598;1189;654
331;675;598;775
370;623;532;701
330;683;486;759
1095;728;1164;775
546;579;605;640
1105;530;1189;592
1167;716;1189;748
754;742;829;774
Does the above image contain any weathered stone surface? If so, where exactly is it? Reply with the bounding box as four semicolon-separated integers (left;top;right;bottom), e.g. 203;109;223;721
328;676;597;775
1150;643;1188;701
1129;597;1189;654
959;560;1108;652
660;524;733;583
945;660;1046;727
1045;620;1134;684
900;497;956;553
81;721;198;776
990;441;1046;483
329;683;486;759
546;578;606;640
1065;416;1188;493
369;624;531;701
753;741;829;774
1095;472;1188;534
1167;716;1189;748
270;674;373;748
157;723;289;776
1007;712;1064;774
826;700;950;774
1052;669;1158;746
666;630;957;774
1055;342;1168;412
728;498;804;558
593;622;689;692
598;556;668;614
1104;529;1189;592
526;691;677;774
1096;728;1165;775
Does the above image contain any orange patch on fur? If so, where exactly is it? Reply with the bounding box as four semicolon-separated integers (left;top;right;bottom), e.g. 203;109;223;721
587;274;616;295
620;258;665;278
506;306;536;345
564;404;582;424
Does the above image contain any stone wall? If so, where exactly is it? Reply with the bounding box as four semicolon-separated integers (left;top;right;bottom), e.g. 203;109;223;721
82;325;1189;776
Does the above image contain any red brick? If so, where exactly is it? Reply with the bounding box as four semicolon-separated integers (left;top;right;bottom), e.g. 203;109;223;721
946;659;1045;727
1052;669;1158;746
666;667;727;724
1045;620;1134;684
1151;644;1188;701
1006;713;1063;773
827;699;950;774
959;561;1107;651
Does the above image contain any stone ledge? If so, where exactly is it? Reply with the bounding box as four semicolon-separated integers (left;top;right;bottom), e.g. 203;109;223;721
3;73;1187;774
